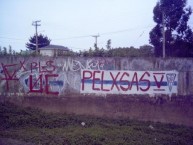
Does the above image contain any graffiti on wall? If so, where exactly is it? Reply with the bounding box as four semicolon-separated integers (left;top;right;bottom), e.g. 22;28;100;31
0;58;109;95
81;70;178;94
0;57;179;96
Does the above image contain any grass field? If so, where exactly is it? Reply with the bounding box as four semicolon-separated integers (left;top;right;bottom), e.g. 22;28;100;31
0;102;193;145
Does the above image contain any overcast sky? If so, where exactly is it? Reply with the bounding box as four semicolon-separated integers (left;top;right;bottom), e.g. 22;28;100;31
1;0;193;52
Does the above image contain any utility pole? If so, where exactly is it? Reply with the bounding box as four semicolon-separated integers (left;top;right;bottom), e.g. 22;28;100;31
92;34;100;48
32;20;41;55
162;12;166;58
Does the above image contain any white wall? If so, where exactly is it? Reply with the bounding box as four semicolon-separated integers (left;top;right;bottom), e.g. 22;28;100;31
40;50;54;56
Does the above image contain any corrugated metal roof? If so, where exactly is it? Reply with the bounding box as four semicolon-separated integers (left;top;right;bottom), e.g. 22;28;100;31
39;44;69;51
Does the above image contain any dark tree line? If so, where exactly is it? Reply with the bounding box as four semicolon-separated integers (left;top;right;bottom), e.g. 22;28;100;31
77;44;154;57
150;0;193;57
0;44;154;57
0;45;16;55
24;33;155;57
0;45;31;56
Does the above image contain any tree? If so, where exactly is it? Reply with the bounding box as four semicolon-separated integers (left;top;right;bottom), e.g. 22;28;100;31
149;0;193;57
93;46;100;56
88;47;94;56
139;45;154;57
8;45;12;55
12;50;16;55
106;39;111;50
3;47;7;55
26;33;51;50
0;47;2;55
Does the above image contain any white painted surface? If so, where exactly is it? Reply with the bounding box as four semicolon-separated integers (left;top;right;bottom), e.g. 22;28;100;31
40;49;53;56
81;70;178;95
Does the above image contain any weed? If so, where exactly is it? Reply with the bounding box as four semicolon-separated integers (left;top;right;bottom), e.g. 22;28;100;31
0;102;193;145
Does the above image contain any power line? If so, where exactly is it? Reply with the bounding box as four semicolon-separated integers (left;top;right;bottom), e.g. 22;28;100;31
0;25;154;42
52;25;154;41
0;37;26;41
53;35;92;40
100;25;153;36
138;31;145;38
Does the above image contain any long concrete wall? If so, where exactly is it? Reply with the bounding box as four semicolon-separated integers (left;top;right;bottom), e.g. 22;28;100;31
0;56;192;96
4;95;193;127
0;56;193;126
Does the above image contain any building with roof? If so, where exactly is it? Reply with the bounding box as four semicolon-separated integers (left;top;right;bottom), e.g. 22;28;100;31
39;44;69;57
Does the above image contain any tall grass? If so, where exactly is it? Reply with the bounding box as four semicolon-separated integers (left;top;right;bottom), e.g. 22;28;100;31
0;102;193;145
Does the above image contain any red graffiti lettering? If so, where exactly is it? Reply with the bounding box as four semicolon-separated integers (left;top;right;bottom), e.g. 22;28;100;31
29;74;59;95
92;71;100;91
1;63;19;91
153;73;165;88
110;72;120;91
29;74;43;93
31;62;38;73
101;71;110;91
46;60;56;72
130;72;139;91
119;72;130;91
45;74;59;95
30;61;56;73
19;60;27;71
139;72;150;91
81;70;162;93
82;70;92;90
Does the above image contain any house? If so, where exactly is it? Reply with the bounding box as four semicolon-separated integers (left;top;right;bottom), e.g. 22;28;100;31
39;44;69;56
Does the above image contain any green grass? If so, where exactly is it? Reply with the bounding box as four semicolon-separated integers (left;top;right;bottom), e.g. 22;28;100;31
0;102;193;145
